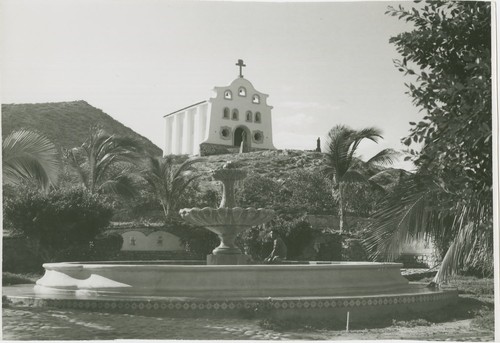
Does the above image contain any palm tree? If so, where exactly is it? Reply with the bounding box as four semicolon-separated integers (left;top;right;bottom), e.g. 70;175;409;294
363;173;493;283
65;126;143;197
323;125;398;232
2;129;59;191
141;155;205;221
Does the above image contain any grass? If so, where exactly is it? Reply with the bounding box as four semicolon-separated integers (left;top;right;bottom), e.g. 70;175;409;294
471;307;495;331
446;276;494;297
259;275;494;332
2;272;41;286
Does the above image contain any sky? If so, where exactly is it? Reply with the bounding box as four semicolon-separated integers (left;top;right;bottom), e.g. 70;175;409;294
1;0;426;170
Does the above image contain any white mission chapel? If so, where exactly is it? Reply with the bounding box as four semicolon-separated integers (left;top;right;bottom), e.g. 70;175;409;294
163;60;276;156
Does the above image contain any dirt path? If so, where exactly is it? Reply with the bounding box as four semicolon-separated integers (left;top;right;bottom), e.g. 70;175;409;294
3;304;494;341
283;319;494;341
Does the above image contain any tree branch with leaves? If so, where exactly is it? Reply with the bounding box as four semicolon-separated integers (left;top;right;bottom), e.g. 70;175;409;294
364;1;492;283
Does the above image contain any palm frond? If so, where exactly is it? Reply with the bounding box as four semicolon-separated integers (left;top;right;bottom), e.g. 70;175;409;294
64;148;89;188
140;155;204;221
171;172;203;198
324;125;389;184
366;148;400;167
434;202;493;283
363;176;438;261
355;127;383;142
367;178;388;194
341;169;368;184
349;127;383;162
364;172;493;283
2;129;60;190
172;157;206;180
98;174;139;198
325;125;357;179
67;126;143;194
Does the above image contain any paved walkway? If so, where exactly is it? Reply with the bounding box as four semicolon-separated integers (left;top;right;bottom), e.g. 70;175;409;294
3;305;290;340
3;304;493;341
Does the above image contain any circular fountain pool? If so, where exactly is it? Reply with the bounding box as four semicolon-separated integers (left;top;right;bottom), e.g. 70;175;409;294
34;261;415;297
5;260;457;323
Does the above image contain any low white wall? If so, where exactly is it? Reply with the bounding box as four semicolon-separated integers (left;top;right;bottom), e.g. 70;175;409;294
121;231;184;251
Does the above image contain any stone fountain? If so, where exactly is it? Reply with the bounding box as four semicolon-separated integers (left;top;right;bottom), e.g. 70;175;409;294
179;162;274;265
8;161;457;323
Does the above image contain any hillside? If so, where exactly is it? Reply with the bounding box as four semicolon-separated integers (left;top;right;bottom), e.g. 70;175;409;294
117;150;410;222
1;101;162;156
181;149;409;191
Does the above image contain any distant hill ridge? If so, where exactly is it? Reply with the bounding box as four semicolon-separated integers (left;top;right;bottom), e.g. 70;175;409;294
1;100;162;156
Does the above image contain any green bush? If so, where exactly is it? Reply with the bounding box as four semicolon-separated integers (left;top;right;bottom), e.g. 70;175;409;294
3;187;113;262
238;170;335;218
236;217;315;261
2;272;39;286
162;218;219;259
282;219;315;259
3;236;44;273
50;233;124;262
342;238;368;261
237;226;272;261
93;233;124;260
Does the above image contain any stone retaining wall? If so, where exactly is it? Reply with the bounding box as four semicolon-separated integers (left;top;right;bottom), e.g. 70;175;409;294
199;143;269;156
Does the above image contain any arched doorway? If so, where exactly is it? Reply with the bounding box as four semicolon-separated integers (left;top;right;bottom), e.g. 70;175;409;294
233;126;251;148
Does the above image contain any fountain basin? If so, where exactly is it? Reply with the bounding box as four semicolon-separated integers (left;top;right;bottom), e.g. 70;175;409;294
37;261;425;298
0;261;458;322
180;207;275;257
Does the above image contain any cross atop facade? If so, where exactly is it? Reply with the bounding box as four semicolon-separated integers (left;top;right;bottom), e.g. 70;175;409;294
236;59;246;78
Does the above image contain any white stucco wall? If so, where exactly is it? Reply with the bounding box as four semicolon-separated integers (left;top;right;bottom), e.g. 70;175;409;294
121;230;184;251
204;77;275;150
163;76;275;156
164;101;210;155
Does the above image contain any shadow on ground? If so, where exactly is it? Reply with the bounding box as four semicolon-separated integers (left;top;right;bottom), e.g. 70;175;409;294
259;296;494;332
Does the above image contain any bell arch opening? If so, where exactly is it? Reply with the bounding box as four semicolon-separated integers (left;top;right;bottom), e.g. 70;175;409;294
233;126;251;148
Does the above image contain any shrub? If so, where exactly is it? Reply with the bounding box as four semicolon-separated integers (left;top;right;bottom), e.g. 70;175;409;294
238;171;335;218
282;219;315;259
237;216;315;261
162;218;219;259
2;272;39;286
52;233;124;262
3;236;44;273
92;233;124;260
342;238;368;261
237;226;272;261
3;186;113;262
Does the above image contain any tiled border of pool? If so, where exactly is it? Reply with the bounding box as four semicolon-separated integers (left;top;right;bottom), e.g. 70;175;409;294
4;285;458;320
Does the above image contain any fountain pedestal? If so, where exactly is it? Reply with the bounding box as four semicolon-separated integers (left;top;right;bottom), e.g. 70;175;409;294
207;254;250;265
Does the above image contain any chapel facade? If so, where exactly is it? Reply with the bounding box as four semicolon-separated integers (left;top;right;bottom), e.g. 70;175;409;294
163;60;276;156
